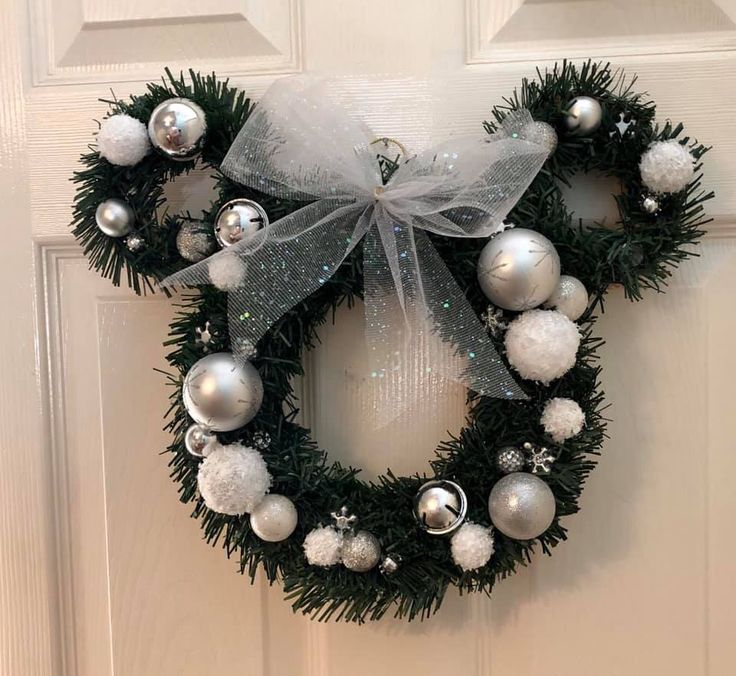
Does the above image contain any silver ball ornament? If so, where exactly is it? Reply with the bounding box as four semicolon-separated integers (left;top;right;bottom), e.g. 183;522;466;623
148;98;207;161
413;480;467;535
95;198;135;237
184;423;216;458
182;352;263;432
215;199;269;248
176;221;218;262
496;446;526;474
488;473;556;540
249;494;298;542
341;531;381;572
563;96;603;137
477;228;561;311
543;275;589;321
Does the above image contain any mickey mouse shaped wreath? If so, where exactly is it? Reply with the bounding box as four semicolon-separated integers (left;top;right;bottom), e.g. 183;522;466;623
70;62;712;622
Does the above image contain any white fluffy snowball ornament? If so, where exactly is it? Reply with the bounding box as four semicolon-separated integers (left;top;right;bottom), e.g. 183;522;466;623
541;397;585;443
450;523;494;571
639;140;694;194
505;309;581;385
97;114;150;166
209;252;245;291
197;443;271;516
303;526;342;567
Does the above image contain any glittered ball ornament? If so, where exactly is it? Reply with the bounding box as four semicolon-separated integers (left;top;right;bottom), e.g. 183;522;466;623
563;96;603;137
505;309;581;384
95;198;135;238
341;531;381;572
413;480;467;535
496;446;526;474
522;120;558;154
488;473;556;540
182;352;263;432
249;494;298;542
214;198;269;248
97;114;150;166
184;423;216;458
148;98;207;161
450;523;495;571
543;275;589;321
639;140;695;194
176;221;218;262
477;228;560;311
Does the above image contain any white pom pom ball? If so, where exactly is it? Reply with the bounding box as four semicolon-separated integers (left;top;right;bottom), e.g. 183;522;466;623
505;309;581;384
197;443;271;515
209;252;245;291
250;494;298;542
97;114;150;166
541;397;585;443
450;523;494;571
303;526;342;567
640;140;694;194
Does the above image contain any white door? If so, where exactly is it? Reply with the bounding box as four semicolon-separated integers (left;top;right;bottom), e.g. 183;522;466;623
3;1;736;674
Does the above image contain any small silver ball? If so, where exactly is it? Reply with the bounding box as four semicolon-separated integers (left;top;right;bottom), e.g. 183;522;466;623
543;275;589;321
641;194;661;215
341;531;381;572
496;446;526;474
215;199;269;248
488;473;556;540
413;480;467;535
523;120;558;154
95;198;135;237
249;494;298;542
176;221;218;262
563;96;603;137
477;228;561;311
184;423;215;458
125;233;145;252
148;98;207;161
182;352;263;432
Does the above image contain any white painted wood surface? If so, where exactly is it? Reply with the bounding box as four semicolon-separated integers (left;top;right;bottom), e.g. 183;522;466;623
1;0;735;674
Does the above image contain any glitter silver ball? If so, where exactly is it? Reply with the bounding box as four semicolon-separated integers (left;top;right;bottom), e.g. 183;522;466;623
148;98;207;161
413;480;467;536
214;199;269;248
341;531;381;572
249;494;298;542
251;431;271;450
496;446;526;474
184;423;215;458
522;120;558;154
176;221;218;262
95;198;134;237
488;473;556;540
125;232;145;252
379;554;401;575
543;275;589;321
182;352;263;432
641;194;661;215
477;228;561;311
563;96;603;137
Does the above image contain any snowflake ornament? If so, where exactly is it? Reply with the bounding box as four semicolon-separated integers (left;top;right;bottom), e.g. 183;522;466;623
523;441;557;475
195;321;213;349
481;305;508;337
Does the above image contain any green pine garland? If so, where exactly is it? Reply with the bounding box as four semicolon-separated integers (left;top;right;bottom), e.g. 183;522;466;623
70;61;712;622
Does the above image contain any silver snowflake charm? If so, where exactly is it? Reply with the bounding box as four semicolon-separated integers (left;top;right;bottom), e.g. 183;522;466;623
195;321;213;349
331;506;358;532
480;305;508;337
251;431;271;450
523;441;556;475
610;112;636;138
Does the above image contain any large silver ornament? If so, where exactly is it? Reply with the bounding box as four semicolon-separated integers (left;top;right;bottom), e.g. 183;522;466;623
543;274;589;321
176;221;218;262
182;352;263;432
184;423;216;458
413;480;467;535
214;198;269;248
563;96;603;137
496;446;526;474
341;531;381;572
148;98;207;161
95;198;134;237
488;472;556;540
477;228;561;311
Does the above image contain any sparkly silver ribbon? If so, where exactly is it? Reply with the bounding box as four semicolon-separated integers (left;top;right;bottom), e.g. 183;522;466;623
163;77;553;413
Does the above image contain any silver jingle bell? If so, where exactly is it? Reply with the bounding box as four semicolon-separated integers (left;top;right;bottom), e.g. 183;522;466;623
148;98;207;162
341;530;381;572
477;227;561;311
488;472;556;540
214;199;269;248
184;423;216;458
563;96;603;137
176;221;218;262
413;480;467;536
182;352;263;432
496;446;526;474
95;198;135;237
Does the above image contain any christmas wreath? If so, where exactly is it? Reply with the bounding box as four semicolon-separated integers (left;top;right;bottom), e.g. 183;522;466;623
70;61;712;622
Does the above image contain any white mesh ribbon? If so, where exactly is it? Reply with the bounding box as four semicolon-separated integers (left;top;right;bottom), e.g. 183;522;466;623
162;77;554;420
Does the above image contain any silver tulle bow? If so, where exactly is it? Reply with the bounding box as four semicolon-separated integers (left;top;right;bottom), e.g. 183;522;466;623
163;77;553;411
